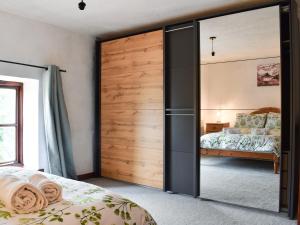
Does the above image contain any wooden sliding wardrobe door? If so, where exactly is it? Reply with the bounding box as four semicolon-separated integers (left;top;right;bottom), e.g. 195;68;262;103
100;30;164;188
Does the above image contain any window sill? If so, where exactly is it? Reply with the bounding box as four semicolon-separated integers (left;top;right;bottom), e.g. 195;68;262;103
0;162;24;167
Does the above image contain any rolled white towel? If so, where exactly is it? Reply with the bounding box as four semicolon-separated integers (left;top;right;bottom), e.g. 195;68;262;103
0;175;47;214
29;174;62;204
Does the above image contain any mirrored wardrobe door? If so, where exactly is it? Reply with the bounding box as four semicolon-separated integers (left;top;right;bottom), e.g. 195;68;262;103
199;6;281;211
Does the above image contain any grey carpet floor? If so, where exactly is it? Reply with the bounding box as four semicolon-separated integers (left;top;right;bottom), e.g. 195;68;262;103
200;156;280;211
87;178;296;225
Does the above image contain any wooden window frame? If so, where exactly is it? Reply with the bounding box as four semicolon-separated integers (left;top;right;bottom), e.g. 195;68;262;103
0;81;23;166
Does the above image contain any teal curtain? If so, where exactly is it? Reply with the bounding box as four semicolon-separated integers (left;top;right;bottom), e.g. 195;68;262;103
43;65;77;179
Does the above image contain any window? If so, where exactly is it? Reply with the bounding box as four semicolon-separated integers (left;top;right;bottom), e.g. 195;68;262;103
0;81;23;165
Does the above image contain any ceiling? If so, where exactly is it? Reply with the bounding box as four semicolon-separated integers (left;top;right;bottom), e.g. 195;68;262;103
200;6;280;63
0;0;274;38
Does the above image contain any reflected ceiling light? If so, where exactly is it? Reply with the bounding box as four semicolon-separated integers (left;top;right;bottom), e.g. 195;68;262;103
78;0;86;10
210;36;216;56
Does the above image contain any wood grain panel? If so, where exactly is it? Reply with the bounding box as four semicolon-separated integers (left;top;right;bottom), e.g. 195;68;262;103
102;50;162;83
102;31;163;55
100;30;163;188
101;110;162;150
101;69;162;83
101;144;162;188
102;45;162;70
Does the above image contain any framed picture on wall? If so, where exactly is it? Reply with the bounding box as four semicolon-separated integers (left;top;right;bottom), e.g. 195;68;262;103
257;63;280;86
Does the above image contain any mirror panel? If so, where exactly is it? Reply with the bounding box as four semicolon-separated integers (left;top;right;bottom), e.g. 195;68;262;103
199;6;281;211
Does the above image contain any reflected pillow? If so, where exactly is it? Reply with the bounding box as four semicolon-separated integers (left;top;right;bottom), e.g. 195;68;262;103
265;112;281;129
268;128;281;136
251;128;268;135
234;113;267;128
240;128;251;134
223;128;241;134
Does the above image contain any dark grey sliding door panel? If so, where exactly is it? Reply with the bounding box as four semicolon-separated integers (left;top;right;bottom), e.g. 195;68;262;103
280;1;300;218
169;151;194;194
164;22;199;197
167;116;194;153
287;0;300;219
280;4;291;212
166;68;194;108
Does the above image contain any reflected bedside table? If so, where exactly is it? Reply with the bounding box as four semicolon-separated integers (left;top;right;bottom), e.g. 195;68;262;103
206;122;230;133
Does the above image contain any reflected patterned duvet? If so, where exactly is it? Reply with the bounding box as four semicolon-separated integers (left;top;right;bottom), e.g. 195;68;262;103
201;132;280;156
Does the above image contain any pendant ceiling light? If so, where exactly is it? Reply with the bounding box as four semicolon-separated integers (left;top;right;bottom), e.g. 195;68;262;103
210;36;216;56
78;0;86;10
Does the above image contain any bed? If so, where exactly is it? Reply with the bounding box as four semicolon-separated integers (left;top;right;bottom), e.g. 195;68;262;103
200;107;281;174
0;167;156;225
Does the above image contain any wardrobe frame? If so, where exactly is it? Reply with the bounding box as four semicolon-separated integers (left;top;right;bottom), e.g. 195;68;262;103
96;0;299;219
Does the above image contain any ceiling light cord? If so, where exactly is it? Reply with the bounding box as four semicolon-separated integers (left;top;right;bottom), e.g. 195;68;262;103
210;36;216;56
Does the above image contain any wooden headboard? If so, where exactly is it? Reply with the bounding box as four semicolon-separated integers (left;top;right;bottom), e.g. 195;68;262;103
250;107;281;115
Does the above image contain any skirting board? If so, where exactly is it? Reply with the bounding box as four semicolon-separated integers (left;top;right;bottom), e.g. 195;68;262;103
77;172;96;181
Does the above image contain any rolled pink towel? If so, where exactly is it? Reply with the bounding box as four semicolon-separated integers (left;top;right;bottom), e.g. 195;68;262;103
29;174;62;204
0;175;47;213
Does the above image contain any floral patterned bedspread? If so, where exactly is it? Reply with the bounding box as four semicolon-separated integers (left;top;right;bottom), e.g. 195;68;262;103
201;132;280;156
0;167;156;225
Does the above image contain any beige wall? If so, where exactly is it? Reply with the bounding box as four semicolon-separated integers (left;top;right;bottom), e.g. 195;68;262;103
0;11;95;175
201;58;281;128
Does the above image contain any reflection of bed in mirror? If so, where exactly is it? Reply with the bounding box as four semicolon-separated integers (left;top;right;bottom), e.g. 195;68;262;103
200;107;280;174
